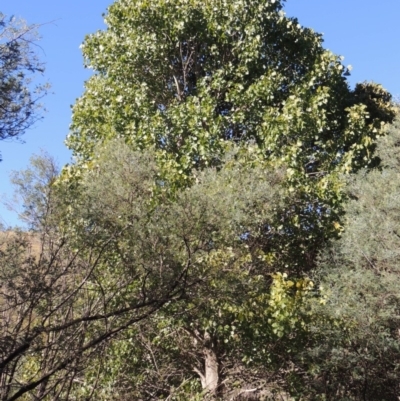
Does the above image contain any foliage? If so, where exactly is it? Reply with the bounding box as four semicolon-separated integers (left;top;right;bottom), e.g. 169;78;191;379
2;0;398;399
68;0;394;184
2;142;307;399
60;0;396;398
65;0;395;281
56;141;326;400
0;13;48;159
0;152;192;401
291;115;400;400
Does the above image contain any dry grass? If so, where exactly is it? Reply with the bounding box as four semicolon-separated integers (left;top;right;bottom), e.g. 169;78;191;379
0;230;42;257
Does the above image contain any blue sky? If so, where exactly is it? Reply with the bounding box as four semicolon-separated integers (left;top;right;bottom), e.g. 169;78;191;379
1;0;399;227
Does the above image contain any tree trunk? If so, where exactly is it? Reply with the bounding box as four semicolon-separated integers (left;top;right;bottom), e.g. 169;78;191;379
203;331;219;395
192;331;219;396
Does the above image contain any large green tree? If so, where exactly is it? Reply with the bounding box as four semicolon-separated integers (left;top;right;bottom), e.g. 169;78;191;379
2;1;397;399
66;0;395;275
68;0;394;177
61;0;396;398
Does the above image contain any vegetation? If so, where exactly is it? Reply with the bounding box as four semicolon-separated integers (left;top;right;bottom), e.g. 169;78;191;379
299;116;400;400
1;0;399;400
0;152;191;400
0;13;48;160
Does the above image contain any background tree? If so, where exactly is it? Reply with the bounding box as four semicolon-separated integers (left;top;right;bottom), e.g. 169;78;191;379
288;114;400;400
0;13;48;160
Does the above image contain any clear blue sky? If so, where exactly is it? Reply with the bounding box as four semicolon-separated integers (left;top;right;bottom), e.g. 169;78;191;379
1;0;399;227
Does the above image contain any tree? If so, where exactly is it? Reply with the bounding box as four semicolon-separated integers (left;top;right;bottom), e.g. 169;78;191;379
62;0;396;398
68;0;394;178
0;13;48;160
66;0;395;276
61;140;292;399
0;151;196;401
2;139;317;399
55;141;328;400
289;114;400;400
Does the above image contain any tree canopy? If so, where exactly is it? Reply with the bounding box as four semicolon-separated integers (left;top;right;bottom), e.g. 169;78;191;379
65;0;395;279
0;13;48;159
68;0;394;180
